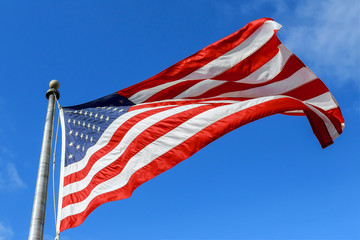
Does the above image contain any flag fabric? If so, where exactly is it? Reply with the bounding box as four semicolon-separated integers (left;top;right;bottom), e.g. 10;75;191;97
56;18;344;233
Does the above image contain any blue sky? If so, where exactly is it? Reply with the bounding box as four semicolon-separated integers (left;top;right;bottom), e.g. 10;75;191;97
0;1;359;239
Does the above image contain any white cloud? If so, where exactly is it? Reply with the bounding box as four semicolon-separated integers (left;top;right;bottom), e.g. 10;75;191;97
280;0;360;88
0;222;13;240
212;0;360;89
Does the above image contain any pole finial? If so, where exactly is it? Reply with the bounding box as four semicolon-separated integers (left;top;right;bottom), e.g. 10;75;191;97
49;79;60;90
46;79;60;99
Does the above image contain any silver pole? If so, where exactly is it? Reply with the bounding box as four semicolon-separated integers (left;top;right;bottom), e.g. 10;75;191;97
29;80;60;240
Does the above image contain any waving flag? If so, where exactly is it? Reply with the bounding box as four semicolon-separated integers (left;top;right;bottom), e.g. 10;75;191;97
56;18;344;233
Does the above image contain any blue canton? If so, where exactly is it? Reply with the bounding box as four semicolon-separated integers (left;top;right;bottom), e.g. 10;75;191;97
63;106;130;166
62;93;134;167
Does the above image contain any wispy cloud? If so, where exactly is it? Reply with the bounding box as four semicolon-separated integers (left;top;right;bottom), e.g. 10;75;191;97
0;222;13;240
0;153;26;190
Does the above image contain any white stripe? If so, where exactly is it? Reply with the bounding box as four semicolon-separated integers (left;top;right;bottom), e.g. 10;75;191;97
129;20;282;103
56;109;67;233
235;44;292;84
64;105;176;176
218;67;317;98
174;79;226;99
61;96;283;219
201;100;242;104
282;110;304;114
305;92;338;111
62;103;206;196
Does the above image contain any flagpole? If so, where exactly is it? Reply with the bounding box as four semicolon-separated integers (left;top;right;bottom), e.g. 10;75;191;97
29;80;60;240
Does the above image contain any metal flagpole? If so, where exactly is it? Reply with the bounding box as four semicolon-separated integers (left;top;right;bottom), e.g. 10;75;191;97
29;80;60;240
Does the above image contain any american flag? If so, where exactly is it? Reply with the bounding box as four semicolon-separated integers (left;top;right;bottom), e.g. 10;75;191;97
56;18;344;232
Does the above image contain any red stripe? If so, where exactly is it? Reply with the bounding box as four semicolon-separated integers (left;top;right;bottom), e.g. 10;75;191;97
282;79;329;101
62;104;222;207
117;18;272;99
60;96;335;231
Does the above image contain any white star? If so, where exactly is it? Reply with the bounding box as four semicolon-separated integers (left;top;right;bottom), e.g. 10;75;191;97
92;125;96;131
89;112;93;117
75;132;79;137
69;142;74;147
69;130;73;135
112;107;118;111
85;135;88;141
82;122;86;127
105;116;109;122
67;118;71;123
97;127;100;133
94;113;98;119
87;123;91;129
77;121;81;126
100;115;104;121
73;120;76;125
107;107;112;110
118;109;124;113
79;110;83;115
76;145;80;150
68;154;73;159
101;106;106;109
90;137;93;142
80;133;84;139
74;111;78;114
82;146;85;152
84;111;88;116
